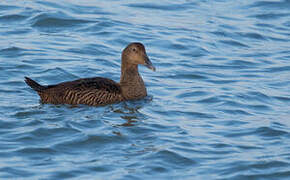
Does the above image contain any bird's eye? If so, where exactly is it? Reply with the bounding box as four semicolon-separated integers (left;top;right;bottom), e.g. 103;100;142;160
132;48;137;52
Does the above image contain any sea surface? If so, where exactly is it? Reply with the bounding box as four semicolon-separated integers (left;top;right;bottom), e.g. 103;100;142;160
0;0;290;179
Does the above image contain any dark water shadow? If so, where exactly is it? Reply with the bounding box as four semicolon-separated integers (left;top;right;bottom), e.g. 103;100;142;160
108;95;153;127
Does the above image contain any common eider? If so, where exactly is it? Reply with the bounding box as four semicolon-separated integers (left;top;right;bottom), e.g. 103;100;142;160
25;42;155;106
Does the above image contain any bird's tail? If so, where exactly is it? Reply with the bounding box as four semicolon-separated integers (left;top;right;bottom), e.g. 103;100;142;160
24;77;46;92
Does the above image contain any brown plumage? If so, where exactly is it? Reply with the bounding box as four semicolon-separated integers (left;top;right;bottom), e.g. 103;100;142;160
25;42;156;106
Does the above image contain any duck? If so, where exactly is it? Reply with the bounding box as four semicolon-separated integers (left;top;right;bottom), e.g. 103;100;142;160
25;42;155;106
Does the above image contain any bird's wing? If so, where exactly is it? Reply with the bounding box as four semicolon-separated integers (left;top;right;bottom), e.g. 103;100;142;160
41;77;123;105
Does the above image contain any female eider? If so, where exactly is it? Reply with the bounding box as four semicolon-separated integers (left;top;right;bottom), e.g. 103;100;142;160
25;42;155;106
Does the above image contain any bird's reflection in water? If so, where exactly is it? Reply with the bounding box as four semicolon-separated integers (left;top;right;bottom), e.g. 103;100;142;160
109;95;153;127
119;116;137;127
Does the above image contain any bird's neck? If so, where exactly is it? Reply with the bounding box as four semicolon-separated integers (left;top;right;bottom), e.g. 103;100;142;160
120;61;147;100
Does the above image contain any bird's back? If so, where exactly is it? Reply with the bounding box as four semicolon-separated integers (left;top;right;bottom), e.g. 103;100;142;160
26;77;124;106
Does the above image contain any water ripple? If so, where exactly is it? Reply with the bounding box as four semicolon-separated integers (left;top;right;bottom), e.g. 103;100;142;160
31;12;94;29
125;2;196;11
0;0;290;179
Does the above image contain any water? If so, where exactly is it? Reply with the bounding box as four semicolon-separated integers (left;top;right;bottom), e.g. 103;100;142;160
0;0;290;179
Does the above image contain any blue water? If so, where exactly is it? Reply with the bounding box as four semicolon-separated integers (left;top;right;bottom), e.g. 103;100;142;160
1;0;290;179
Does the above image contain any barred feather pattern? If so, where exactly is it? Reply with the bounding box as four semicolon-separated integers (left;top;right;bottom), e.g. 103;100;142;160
37;77;124;106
